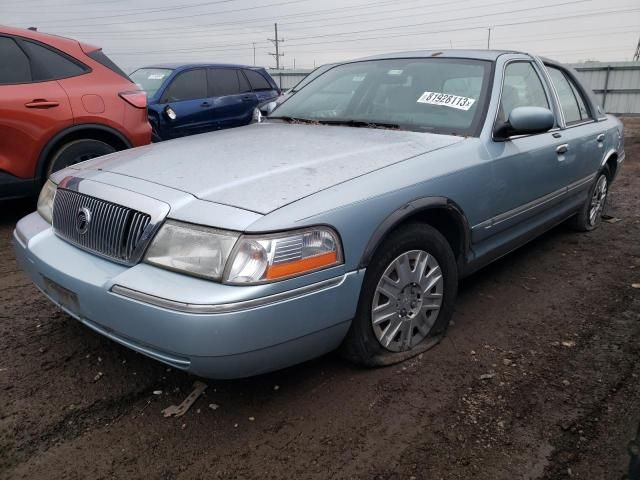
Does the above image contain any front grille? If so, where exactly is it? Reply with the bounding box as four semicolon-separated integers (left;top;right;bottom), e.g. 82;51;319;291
52;189;151;264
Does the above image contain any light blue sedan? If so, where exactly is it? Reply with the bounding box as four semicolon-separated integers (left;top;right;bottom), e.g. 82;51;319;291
14;50;625;378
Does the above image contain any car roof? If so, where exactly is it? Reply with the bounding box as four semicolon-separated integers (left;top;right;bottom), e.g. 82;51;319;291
142;62;265;70
0;25;100;52
355;49;531;62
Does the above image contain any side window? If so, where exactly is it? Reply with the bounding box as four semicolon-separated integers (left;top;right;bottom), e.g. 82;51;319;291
498;62;549;123
163;69;207;102
207;68;241;96
0;36;31;84
21;40;87;81
546;66;591;124
237;70;252;93
244;69;272;91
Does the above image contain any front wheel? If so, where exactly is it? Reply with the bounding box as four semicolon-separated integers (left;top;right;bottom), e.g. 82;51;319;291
570;167;610;232
341;223;458;367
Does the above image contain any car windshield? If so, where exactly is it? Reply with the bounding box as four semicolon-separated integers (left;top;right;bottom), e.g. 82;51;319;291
130;68;173;97
290;64;334;93
272;58;492;135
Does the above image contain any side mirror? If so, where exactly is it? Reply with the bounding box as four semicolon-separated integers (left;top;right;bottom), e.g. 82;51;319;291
495;106;554;139
164;105;177;120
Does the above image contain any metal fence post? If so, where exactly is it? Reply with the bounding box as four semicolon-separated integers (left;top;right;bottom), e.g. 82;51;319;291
602;65;611;111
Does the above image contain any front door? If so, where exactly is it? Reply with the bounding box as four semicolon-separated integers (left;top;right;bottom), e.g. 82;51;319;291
479;60;569;239
156;68;213;139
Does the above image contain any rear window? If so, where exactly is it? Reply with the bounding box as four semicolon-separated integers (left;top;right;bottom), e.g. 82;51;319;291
208;68;239;96
131;68;173;97
244;69;273;91
21;39;87;81
88;50;130;80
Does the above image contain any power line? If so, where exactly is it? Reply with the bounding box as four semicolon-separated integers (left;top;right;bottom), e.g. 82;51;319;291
284;0;589;42
35;0;314;29
94;0;529;48
54;0;423;36
278;6;640;50
31;0;239;26
0;0;122;7
107;1;616;55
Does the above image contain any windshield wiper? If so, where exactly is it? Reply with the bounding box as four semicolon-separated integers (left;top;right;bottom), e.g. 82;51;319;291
315;119;400;130
268;116;318;124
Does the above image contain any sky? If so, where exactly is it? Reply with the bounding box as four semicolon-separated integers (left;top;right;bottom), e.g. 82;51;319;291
2;0;639;72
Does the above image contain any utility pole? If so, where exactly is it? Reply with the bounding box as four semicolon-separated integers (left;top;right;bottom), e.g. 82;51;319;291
487;27;492;49
633;35;640;61
268;23;284;69
252;42;256;65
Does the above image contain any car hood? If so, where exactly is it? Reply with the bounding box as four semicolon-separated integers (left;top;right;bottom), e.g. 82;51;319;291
74;122;464;214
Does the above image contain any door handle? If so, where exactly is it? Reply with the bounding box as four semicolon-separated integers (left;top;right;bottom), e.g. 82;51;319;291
556;144;569;155
596;133;605;143
200;101;211;107
25;100;60;109
242;95;253;100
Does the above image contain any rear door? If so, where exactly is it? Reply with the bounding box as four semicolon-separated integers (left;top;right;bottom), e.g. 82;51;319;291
156;68;212;139
0;35;74;180
544;65;605;189
243;68;279;104
207;68;258;129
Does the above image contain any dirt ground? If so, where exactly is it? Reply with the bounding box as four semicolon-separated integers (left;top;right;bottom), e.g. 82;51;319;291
1;119;639;480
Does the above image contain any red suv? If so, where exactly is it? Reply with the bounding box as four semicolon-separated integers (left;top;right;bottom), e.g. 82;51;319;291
0;26;151;200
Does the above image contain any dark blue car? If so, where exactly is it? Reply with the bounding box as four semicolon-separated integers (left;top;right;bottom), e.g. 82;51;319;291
130;63;280;141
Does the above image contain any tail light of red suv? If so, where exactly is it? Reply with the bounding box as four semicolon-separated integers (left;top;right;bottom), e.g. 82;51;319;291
119;91;148;109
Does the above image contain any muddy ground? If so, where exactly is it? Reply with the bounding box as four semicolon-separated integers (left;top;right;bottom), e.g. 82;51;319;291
1;119;639;480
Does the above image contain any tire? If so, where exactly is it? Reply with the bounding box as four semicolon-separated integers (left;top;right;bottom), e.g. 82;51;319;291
570;166;610;232
47;139;116;176
342;223;458;367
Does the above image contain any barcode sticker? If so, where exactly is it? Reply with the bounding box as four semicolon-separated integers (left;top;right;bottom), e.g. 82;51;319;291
417;91;476;111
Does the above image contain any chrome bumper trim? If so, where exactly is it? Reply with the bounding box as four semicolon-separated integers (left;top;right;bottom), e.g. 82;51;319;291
110;274;348;314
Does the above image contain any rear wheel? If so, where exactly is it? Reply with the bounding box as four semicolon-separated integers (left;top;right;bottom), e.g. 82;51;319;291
570;166;610;232
47;139;116;176
342;223;458;367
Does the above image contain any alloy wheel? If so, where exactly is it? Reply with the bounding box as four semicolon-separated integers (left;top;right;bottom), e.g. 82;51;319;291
588;174;608;226
371;249;444;352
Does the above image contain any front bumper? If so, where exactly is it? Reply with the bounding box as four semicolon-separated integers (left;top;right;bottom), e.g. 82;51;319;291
14;212;365;378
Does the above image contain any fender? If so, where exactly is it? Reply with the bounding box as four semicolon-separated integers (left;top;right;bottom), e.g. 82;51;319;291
601;147;621;167
358;196;472;270
36;123;133;182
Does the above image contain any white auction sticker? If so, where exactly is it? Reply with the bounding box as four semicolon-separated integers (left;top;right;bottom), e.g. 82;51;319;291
148;74;166;80
417;91;476;111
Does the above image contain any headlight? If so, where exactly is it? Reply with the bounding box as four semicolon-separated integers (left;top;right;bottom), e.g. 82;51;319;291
145;220;239;281
224;227;343;284
37;179;57;224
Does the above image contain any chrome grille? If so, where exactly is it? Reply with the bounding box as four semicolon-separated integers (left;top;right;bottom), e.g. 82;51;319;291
52;188;152;264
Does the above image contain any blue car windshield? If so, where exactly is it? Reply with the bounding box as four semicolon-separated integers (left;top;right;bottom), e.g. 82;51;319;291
272;58;492;135
130;68;173;97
